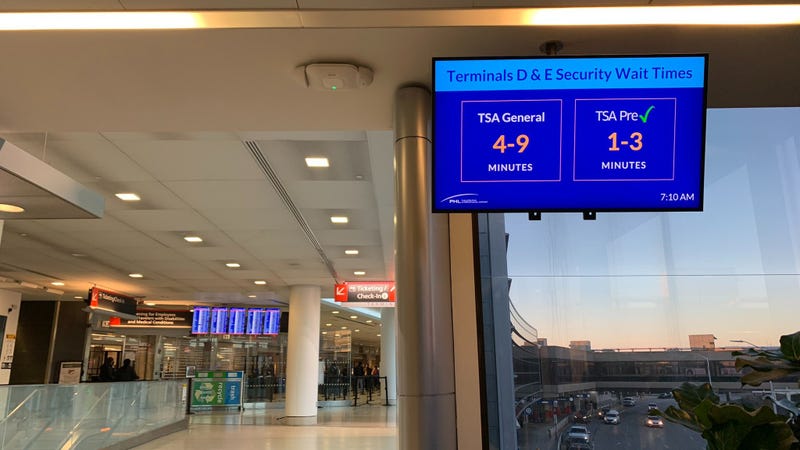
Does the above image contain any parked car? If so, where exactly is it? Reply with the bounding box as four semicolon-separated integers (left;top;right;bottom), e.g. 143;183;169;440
622;397;636;407
573;410;591;423
645;415;664;428
603;410;620;425
566;425;591;443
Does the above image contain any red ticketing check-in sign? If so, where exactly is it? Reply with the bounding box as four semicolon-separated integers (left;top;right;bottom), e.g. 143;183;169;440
334;282;396;307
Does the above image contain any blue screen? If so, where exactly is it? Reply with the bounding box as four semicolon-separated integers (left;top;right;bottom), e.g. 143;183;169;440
210;307;228;334
246;309;264;335
228;308;246;335
263;309;281;335
432;55;707;212
191;307;210;334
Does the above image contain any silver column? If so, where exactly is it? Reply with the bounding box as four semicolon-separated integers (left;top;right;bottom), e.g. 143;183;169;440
394;86;456;450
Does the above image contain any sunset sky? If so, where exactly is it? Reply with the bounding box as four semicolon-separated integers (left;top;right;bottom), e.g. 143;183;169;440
506;107;800;349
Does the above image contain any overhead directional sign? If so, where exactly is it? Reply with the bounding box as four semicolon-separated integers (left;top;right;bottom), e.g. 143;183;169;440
334;281;396;307
432;54;708;213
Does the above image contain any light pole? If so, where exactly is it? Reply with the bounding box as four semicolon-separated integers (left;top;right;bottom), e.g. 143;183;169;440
731;339;776;413
697;354;712;388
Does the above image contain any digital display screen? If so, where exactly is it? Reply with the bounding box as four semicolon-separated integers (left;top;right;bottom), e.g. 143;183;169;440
263;308;281;335
191;307;210;334
246;309;264;335
210;307;228;334
228;308;246;335
432;55;708;212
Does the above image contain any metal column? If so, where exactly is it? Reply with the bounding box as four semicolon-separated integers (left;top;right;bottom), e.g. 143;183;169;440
394;86;457;450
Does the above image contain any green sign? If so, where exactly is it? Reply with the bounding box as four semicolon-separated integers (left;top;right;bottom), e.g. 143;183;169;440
192;381;225;406
191;371;243;407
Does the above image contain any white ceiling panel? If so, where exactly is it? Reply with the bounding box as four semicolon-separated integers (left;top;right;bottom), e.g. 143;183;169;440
249;245;320;260
180;246;259;261
60;230;162;248
316;229;382;246
0;0;124;11
288;181;376;209
6;133;155;183
256;139;372;182
31;216;129;233
111;209;216;232
199;208;297;231
165;180;283;209
93;246;186;262
117;139;266;181
227;228;309;248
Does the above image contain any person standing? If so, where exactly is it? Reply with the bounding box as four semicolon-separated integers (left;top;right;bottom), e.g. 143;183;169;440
115;359;140;381
98;357;116;382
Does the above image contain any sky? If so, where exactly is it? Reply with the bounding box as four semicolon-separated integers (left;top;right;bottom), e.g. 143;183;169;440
505;108;800;350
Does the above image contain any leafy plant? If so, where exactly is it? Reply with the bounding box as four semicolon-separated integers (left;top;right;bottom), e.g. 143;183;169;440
663;382;797;450
734;331;800;387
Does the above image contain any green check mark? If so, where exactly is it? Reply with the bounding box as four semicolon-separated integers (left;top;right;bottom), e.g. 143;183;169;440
640;105;655;123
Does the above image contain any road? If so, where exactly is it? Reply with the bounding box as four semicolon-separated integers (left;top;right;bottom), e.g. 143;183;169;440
518;396;707;450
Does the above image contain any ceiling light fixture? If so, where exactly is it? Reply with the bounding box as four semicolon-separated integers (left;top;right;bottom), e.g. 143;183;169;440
184;236;203;243
326;323;332;327
51;281;65;286
377;334;381;337
128;273;143;278
226;263;241;268
305;157;329;168
350;315;357;319
145;302;156;306
331;311;339;314
0;203;24;213
73;296;83;300
248;295;257;298
322;331;327;335
354;271;366;276
115;193;140;201
254;280;267;285
330;216;349;224
341;326;347;329
345;249;359;255
366;320;373;323
355;329;360;332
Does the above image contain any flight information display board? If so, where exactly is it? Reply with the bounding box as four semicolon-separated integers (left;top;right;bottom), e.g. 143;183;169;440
228;308;246;335
191;307;210;334
263;308;281;335
246;309;264;335
432;55;708;212
210;307;228;334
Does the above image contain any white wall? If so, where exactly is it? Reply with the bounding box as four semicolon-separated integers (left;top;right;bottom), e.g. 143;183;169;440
0;289;22;384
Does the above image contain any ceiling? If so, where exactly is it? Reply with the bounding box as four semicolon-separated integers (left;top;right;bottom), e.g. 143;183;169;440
0;4;797;346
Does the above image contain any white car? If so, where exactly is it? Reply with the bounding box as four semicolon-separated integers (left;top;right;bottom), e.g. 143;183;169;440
566;425;591;443
603;410;620;425
622;397;636;407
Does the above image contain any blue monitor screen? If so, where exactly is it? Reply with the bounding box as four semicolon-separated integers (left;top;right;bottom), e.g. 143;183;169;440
210;307;228;334
246;309;264;335
228;308;246;335
263;309;281;335
432;55;707;212
191;307;210;334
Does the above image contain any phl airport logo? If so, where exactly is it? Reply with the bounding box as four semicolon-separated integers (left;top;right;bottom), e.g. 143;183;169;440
440;193;488;205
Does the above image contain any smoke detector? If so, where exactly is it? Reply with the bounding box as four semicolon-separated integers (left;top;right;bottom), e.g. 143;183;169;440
295;63;374;91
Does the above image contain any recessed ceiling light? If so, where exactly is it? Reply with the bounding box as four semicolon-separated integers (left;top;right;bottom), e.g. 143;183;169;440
345;249;359;255
145;302;156;306
184;236;203;243
350;315;357;319
115;193;141;201
325;323;332;327
248;295;257;298
305;157;329;168
331;311;339;314
330;216;348;224
129;273;143;278
341;326;347;329
71;253;85;257
355;329;360;332
335;333;340;337
366;320;373;323
73;296;83;300
0;203;24;213
225;263;241;268
322;331;327;335
254;280;267;285
354;271;366;276
51;281;65;286
377;334;381;337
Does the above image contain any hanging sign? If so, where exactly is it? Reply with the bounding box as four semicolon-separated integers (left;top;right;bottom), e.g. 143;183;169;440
334;281;396;307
